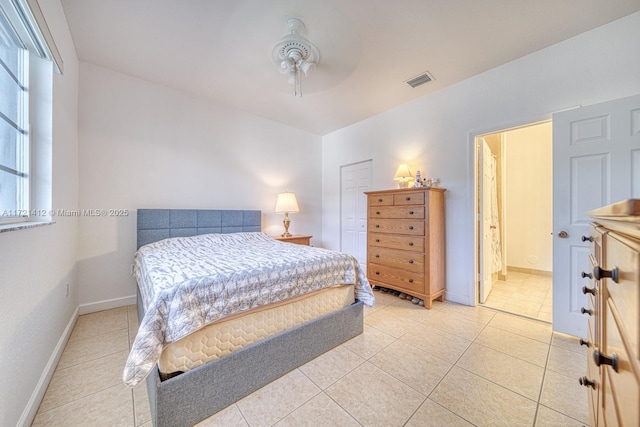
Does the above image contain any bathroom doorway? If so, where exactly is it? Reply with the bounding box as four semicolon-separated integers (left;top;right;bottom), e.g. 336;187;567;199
476;121;553;322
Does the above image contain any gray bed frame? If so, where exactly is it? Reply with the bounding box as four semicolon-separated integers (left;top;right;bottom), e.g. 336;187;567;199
136;209;364;427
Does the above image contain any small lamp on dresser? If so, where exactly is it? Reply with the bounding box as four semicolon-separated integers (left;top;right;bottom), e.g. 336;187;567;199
275;192;300;237
393;164;412;188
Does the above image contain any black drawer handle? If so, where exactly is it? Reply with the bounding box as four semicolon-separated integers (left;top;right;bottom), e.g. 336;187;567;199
405;197;411;201
582;235;594;242
579;376;596;389
581;271;593;279
593;266;619;283
409;210;414;215
408;242;414;246
375;224;380;228
375;254;380;258
376;211;380;215
579;338;591;347
408;260;414;264
580;307;593;316
378;198;383;202
375;239;380;243
593;348;618;372
408;279;413;283
375;271;380;275
408;226;414;230
582;286;595;295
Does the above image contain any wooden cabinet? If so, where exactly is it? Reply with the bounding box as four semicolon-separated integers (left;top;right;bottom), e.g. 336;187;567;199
365;187;446;309
273;235;312;246
585;199;640;427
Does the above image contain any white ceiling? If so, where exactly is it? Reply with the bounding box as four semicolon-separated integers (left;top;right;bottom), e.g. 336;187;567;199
60;0;640;136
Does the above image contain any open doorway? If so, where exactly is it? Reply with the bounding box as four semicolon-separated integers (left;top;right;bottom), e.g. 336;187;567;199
476;121;553;322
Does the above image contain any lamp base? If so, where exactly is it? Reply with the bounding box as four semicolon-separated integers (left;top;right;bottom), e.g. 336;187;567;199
398;180;409;188
281;213;291;237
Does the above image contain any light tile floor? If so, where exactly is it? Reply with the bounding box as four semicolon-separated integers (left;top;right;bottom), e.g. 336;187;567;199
481;271;553;322
32;291;589;426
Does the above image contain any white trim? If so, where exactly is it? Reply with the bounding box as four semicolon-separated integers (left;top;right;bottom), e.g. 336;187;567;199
78;295;136;315
17;306;78;427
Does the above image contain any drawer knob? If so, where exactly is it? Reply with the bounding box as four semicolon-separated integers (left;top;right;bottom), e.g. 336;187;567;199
409;279;414;283
579;338;591;347
581;271;593;279
582;235;594;242
405;197;411;201
409;210;414;215
376;211;380;215
593;348;619;372
408;242;414;246
579;376;596;389
408;226;414;230
582;286;596;295
375;271;380;275
593;266;619;283
375;254;380;258
375;224;380;228
375;239;380;243
580;307;593;316
378;198;383;202
408;260;414;264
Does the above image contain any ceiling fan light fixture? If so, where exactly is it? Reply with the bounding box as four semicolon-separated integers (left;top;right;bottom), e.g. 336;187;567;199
272;18;320;97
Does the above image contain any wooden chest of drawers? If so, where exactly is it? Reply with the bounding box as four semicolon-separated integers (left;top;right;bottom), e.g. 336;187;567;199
584;199;640;427
365;187;446;308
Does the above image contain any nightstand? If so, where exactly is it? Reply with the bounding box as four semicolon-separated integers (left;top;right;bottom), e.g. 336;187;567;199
273;235;312;246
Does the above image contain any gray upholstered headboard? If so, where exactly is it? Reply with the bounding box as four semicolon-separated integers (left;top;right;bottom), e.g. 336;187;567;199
137;209;261;249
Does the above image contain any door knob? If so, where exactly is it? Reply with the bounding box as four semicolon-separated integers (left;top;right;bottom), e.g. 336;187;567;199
557;231;569;238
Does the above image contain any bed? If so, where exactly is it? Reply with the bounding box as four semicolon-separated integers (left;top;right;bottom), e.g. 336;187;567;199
125;209;374;427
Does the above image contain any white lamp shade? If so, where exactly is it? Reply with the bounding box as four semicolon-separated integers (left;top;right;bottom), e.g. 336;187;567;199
275;192;300;213
394;164;412;180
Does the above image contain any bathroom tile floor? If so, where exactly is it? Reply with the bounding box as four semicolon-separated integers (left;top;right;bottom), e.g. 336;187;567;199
481;271;553;323
32;290;589;426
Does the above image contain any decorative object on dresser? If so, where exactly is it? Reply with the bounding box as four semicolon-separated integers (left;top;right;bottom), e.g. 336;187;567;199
273;234;312;246
275;192;300;237
393;164;413;188
581;199;639;427
366;187;447;308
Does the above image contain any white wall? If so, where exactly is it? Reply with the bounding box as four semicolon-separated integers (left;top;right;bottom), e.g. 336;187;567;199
0;1;79;426
505;123;553;272
322;12;640;305
76;64;322;307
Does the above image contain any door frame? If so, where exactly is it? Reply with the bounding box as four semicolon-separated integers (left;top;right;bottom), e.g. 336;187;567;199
470;115;552;306
339;159;373;261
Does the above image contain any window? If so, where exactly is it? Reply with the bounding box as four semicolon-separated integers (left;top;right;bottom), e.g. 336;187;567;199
0;0;62;226
0;10;29;223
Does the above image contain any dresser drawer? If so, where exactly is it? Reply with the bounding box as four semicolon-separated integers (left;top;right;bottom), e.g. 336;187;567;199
369;247;424;273
368;233;425;252
393;192;425;206
603;234;639;358
605;298;639;427
370;219;425;235
370;206;425;219
368;263;424;293
369;194;394;206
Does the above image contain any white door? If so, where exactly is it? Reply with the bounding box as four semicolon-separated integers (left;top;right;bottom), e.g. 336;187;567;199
341;160;372;266
479;139;494;303
553;94;640;337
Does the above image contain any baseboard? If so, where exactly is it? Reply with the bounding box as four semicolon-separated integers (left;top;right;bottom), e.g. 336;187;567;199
18;306;79;427
78;294;136;315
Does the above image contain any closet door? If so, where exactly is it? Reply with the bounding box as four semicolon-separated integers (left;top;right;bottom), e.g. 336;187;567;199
340;160;372;266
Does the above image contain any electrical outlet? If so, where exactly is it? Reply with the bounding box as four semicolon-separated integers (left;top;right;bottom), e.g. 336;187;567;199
65;282;70;297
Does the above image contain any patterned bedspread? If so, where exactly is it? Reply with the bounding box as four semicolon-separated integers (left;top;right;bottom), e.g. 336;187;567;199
123;232;374;387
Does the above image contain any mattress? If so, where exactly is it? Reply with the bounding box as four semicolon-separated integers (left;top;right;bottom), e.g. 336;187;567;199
124;232;374;387
158;284;354;376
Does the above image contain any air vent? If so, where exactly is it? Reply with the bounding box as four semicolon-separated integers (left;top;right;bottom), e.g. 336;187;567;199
406;71;434;88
